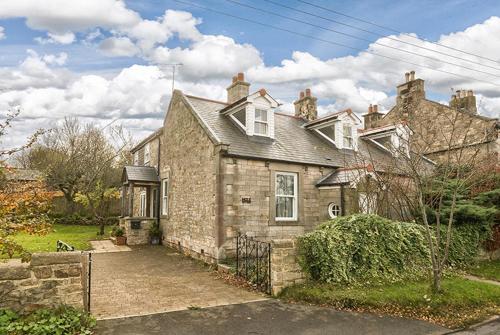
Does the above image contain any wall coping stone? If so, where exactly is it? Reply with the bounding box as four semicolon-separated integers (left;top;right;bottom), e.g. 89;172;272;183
271;239;294;248
0;263;30;280
30;252;82;266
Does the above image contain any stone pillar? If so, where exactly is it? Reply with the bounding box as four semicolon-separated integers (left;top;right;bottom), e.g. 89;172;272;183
271;239;305;295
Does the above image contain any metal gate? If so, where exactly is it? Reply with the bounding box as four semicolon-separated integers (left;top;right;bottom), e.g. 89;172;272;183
235;234;271;294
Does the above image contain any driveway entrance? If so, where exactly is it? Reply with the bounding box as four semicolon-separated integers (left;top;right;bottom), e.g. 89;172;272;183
90;246;267;319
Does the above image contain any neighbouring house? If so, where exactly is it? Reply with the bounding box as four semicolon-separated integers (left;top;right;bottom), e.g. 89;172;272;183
120;73;412;262
364;71;499;167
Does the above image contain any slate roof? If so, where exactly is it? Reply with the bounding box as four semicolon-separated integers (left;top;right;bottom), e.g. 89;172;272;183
316;169;355;186
185;94;393;168
122;166;160;184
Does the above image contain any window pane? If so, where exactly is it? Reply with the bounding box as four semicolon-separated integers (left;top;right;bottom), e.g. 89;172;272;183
276;174;295;195
276;196;294;218
255;109;267;121
254;121;268;135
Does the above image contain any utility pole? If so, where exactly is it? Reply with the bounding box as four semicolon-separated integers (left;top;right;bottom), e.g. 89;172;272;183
160;63;183;93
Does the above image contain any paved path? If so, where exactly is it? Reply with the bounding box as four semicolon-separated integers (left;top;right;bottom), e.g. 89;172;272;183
90;240;131;253
96;300;448;335
90;246;267;319
446;318;500;335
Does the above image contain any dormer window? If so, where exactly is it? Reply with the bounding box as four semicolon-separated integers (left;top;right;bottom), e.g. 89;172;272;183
254;109;268;136
343;124;354;149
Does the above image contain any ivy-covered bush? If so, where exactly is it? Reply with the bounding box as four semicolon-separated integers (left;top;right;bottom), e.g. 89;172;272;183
299;214;492;284
0;306;96;335
298;214;430;284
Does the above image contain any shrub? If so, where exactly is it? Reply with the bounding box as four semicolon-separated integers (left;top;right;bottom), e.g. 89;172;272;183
298;214;430;284
0;306;96;335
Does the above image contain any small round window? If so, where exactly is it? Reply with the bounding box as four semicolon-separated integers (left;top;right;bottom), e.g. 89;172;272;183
328;203;341;219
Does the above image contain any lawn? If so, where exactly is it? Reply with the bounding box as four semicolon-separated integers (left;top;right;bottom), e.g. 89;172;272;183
5;224;107;256
279;276;500;328
467;260;500;282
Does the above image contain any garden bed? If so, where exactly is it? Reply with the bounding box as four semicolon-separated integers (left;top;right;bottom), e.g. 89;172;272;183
279;276;500;328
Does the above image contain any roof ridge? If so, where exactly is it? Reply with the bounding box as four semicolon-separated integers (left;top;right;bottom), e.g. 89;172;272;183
184;94;228;106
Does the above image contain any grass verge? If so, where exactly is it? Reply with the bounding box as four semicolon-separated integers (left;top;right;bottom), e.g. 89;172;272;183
467;260;500;282
279;276;500;328
2;224;107;258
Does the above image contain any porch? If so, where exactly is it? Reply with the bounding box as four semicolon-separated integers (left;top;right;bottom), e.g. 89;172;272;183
120;165;161;245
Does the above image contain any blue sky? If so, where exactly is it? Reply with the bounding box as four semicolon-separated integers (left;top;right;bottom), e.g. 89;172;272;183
0;0;499;149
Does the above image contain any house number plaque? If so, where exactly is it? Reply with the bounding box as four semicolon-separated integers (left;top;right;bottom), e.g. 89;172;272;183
242;197;251;204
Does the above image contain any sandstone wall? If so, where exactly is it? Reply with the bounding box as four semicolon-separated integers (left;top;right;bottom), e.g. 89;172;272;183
0;252;84;313
159;93;218;260
271;239;305;295
220;157;337;255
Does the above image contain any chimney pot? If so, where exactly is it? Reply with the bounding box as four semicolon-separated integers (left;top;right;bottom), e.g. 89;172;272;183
409;70;415;81
259;88;267;96
227;73;250;104
300;91;305;99
468;90;473;97
373;104;378;113
405;72;410;82
305;88;311;97
237;72;244;81
368;104;373;113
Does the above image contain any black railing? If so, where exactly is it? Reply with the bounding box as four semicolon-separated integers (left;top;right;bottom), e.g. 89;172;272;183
236;234;271;294
56;240;75;252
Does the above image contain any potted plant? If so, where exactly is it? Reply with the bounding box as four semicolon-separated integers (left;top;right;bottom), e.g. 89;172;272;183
149;223;162;245
113;227;127;246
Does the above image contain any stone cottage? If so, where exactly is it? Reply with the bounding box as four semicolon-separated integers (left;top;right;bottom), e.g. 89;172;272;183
363;71;499;166
120;73;412;262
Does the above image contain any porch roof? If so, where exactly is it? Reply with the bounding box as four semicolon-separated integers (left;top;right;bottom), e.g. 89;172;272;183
122;166;160;185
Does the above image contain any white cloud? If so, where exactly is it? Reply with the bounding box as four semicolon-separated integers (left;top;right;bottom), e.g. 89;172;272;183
0;26;5;40
99;37;139;57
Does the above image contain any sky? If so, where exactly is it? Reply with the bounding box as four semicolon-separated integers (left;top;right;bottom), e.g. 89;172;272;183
0;0;499;150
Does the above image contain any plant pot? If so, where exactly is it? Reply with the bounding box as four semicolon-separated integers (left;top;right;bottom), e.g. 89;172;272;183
115;236;127;246
150;236;160;245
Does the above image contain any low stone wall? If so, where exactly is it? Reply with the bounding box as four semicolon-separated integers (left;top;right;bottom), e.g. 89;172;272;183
0;252;84;313
271;239;305;295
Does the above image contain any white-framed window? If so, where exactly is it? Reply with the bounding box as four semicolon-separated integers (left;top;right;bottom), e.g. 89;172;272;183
254;109;268;136
343;124;353;149
275;172;298;221
139;191;147;217
359;192;377;214
161;179;169;216
133;152;139;165
144;143;151;166
328;203;341;219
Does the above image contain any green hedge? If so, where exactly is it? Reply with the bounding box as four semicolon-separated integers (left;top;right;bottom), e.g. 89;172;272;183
50;213;118;226
298;214;488;285
0;306;95;335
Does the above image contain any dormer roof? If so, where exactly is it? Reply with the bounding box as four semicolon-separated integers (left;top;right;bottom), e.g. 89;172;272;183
219;89;279;115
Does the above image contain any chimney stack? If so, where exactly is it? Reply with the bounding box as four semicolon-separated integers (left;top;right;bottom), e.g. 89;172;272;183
449;89;477;115
294;88;317;121
396;71;425;108
226;72;250;104
363;104;383;129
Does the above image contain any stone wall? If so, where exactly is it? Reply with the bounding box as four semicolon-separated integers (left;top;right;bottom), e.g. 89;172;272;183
220;157;336;256
0;252;84;313
159;91;218;260
270;239;305;295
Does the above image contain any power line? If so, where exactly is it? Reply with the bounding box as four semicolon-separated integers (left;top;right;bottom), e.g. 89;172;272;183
224;0;500;78
296;0;500;66
173;0;500;88
262;0;500;72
